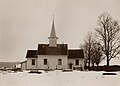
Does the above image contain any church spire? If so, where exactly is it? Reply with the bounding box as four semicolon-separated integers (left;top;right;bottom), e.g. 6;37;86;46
50;15;57;37
48;15;58;47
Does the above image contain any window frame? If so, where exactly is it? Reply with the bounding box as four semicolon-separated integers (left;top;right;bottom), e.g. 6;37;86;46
75;59;79;65
58;59;62;65
31;59;35;65
44;59;47;65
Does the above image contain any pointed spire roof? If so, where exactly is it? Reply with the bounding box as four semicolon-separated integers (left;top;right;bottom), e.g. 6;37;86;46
49;15;58;39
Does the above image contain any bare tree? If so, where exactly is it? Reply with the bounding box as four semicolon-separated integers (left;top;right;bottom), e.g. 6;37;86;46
83;32;95;67
92;42;103;66
81;32;103;67
95;12;120;66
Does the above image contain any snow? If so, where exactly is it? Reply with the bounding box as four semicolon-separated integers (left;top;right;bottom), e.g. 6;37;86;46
0;70;120;86
99;58;120;66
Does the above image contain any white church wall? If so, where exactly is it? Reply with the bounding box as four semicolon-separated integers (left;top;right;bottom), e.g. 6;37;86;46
26;58;37;69
21;61;27;70
37;55;68;70
68;58;84;69
79;58;84;67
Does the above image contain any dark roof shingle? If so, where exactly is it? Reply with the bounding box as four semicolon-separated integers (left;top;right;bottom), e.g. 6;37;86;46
68;49;84;58
37;44;68;55
26;50;37;58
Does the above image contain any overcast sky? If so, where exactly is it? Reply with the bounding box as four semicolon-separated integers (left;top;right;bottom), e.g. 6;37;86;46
0;0;120;62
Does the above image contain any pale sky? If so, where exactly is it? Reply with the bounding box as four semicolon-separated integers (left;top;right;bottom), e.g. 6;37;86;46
0;0;120;62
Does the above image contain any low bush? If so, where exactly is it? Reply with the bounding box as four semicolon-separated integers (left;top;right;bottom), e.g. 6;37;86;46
85;65;120;71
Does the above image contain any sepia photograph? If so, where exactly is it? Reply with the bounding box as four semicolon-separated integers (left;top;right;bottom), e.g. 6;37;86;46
0;0;120;86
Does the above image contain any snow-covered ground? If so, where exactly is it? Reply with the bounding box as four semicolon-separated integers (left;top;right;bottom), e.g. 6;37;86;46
0;70;120;86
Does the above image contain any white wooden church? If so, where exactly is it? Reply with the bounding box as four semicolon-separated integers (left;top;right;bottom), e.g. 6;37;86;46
21;18;84;70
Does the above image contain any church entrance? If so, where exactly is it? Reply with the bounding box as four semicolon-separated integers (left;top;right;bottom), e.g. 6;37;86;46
69;63;73;69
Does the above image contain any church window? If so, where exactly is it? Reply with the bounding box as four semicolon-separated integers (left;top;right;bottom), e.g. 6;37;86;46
75;59;79;65
44;59;47;65
31;59;35;65
58;59;62;65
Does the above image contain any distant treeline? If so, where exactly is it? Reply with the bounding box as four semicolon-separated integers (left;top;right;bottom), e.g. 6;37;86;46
0;62;20;69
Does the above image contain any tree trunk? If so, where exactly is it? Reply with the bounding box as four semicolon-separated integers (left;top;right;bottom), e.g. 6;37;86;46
88;57;90;67
97;64;99;67
107;55;109;66
96;64;99;71
92;63;94;67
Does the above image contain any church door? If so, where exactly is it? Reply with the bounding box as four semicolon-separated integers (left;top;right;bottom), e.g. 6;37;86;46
69;64;73;69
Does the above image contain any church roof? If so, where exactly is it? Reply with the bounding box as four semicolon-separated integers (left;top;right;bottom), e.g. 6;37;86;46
68;49;84;58
37;44;68;55
25;47;84;58
26;50;37;58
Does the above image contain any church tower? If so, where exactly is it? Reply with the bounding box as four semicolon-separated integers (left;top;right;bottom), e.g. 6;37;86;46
48;16;58;47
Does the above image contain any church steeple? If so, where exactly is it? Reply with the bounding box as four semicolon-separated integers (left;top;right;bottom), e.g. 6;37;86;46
50;17;57;37
48;15;58;47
